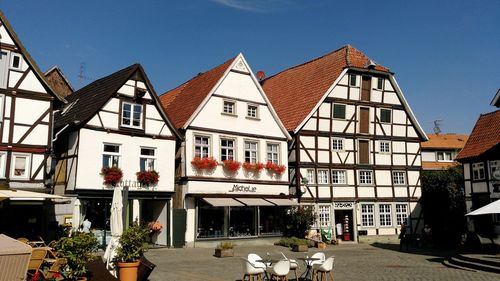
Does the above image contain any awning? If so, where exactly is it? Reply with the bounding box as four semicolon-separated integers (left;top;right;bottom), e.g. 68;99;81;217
466;199;500;216
236;198;275;206
265;198;298;206
0;189;68;201
203;198;244;207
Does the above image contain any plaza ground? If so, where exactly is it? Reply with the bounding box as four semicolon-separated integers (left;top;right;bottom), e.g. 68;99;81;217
144;241;500;281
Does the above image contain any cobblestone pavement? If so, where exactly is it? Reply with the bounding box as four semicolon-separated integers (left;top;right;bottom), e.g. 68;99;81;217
145;242;500;281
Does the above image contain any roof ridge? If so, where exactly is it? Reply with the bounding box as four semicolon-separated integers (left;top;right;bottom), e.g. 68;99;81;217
71;64;138;98
479;109;500;117
345;44;351;67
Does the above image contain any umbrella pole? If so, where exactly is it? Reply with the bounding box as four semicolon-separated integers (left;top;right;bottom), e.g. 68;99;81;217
122;186;129;227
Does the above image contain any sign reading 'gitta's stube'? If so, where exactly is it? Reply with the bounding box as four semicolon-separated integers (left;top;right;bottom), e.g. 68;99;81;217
228;184;257;193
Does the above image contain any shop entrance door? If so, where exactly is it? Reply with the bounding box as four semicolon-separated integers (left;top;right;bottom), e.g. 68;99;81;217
173;209;186;248
334;210;354;241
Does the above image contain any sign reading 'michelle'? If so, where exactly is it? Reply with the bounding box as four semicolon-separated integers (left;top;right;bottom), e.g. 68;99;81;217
228;184;257;193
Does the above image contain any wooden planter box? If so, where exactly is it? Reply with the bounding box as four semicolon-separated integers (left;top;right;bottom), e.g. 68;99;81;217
214;248;234;258
292;244;308;252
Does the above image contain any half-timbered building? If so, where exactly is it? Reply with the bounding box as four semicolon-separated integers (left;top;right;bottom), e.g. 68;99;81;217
160;54;292;247
54;64;180;246
0;11;66;237
263;45;428;241
421;133;468;170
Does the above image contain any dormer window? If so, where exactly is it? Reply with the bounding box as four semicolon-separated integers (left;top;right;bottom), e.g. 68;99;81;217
121;102;143;129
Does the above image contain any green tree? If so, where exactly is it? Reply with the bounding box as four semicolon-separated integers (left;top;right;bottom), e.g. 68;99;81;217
420;166;466;246
283;205;316;237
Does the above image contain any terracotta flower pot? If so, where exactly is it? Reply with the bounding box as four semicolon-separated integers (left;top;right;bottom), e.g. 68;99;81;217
76;277;87;281
118;261;140;281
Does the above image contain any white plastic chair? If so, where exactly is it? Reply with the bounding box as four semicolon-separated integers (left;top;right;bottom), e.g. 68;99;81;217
280;252;299;280
310;252;326;266
312;256;335;281
248;253;267;269
241;258;265;281
265;259;290;281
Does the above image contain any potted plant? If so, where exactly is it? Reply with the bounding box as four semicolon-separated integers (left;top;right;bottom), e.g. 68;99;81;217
214;242;234;258
242;162;264;173
147;221;163;244
54;232;99;280
222;159;241;173
115;222;149;281
136;170;160;186
101;166;123;186
191;157;218;170
265;162;286;175
291;239;309;252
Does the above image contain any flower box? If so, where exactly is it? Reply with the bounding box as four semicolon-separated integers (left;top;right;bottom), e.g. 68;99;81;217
100;166;123;186
136;170;160;186
214;248;234;258
242;162;264;172
265;162;286;175
222;160;241;172
191;157;218;170
291;244;308;252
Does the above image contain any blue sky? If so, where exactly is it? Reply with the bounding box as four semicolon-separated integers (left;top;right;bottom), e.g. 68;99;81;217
2;0;499;134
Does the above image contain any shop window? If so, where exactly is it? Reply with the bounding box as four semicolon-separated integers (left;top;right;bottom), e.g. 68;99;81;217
194;136;210;158
379;141;390;153
244;141;258;163
396;204;408;226
266;143;279;164
121;102;143;129
436;151;452;162
0;152;6;178
140;147;156;171
472;163;485;180
307;169;315;184
197;201;225;239
223;100;236;115
359;170;373;185
102;144;120;168
332;138;344;151
332;170;347;184
259;206;285;236
380;109;392;123
379;204;392;227
220;139;235;161
318;205;331;227
333;104;346;119
11;154;30;179
229;206;256;237
247;104;258;119
392;171;406;185
361;204;374;227
317;169;329;184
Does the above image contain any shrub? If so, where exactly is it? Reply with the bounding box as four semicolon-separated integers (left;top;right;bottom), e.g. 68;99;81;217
54;232;99;279
283;206;316;238
216;241;234;250
115;222;149;262
274;237;311;248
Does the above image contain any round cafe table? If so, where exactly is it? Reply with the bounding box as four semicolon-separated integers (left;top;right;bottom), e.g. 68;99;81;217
256;259;280;280
297;257;320;280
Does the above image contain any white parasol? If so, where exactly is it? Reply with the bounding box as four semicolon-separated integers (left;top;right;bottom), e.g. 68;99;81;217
71;199;81;233
103;186;123;276
466;199;500;216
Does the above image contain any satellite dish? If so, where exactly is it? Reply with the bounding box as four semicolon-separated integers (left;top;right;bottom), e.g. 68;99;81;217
256;71;265;81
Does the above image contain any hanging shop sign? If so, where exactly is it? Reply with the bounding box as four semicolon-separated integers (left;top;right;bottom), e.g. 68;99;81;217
334;202;353;209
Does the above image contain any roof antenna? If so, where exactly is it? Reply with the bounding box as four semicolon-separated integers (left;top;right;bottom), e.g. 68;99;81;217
433;119;443;135
78;62;86;86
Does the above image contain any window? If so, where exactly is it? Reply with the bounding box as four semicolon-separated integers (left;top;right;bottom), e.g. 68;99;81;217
332;170;347;184
376;78;384;90
380;109;392;123
244;141;258;163
11;154;30;178
223;100;236;115
307;169;315;184
102;144;120;168
0;152;6;178
379;204;392;227
331;138;344;151
194;136;210;158
140;147;156;171
247;104;258;118
0;95;4;123
491;161;500;180
333;104;346;119
266;143;279;164
220;139;235;161
349;74;358;86
472;163;485;180
121;102;143;128
361;204;374;227
436;151;452;162
380;141;391;153
317;170;329;184
318;205;331;227
396;204;408;226
10;53;22;70
392;171;406;185
359;170;373;185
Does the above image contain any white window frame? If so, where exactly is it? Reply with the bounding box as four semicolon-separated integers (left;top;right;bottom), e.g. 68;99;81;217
10;53;22;70
139;147;156;171
349;74;358;87
317;169;329;184
436;151;453;162
246;104;259;119
379;141;391;154
306;169;315;184
361;204;375;227
392;171;406;185
121;102;143;129
266;143;280;164
395;204;408;226
379;204;392;227
244;141;258;163
472;163;485;180
331;170;347;184
376;77;384;90
102;143;121;168
331;138;344;151
11;153;31;179
222;100;236;115
318;205;331;227
358;170;373;185
0;95;4;123
0;152;6;178
380;108;392;124
220;138;236;161
194;135;211;158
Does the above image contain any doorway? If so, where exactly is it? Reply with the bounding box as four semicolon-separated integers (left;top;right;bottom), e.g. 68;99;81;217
334;210;354;241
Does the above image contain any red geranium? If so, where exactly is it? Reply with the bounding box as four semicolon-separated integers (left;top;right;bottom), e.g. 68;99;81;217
265;162;286;175
191;157;218;170
137;170;160;186
100;166;123;186
242;162;265;172
222;160;241;172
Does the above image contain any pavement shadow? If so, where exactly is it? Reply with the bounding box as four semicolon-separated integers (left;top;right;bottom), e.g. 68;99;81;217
369;242;455;258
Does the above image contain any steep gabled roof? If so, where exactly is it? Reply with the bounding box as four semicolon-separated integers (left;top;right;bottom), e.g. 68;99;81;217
45;66;74;98
55;63;180;139
456;110;500;161
159;57;236;129
0;11;66;103
422;134;469;149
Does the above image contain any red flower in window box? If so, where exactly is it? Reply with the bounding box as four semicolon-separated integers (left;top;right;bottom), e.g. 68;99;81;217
222;160;241;172
265;162;286;175
242;162;265;172
191;157;218;170
136;170;160;186
100;166;123;186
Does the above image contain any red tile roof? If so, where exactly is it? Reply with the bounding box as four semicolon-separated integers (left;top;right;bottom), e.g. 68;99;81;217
422;161;460;170
421;134;469;149
160;57;236;129
456;110;500;161
262;45;390;131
